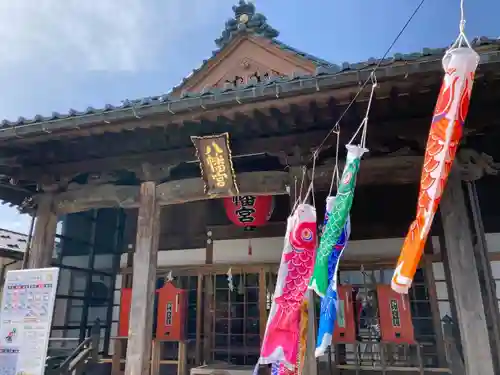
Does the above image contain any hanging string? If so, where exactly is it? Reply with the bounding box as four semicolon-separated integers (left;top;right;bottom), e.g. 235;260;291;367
291;167;307;213
310;0;426;159
450;0;471;49
347;73;377;148
300;164;314;205
304;151;318;207
300;155;316;207
293;176;298;206
298;166;306;199
328;128;341;196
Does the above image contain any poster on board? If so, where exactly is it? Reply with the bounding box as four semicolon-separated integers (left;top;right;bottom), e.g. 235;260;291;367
0;267;60;375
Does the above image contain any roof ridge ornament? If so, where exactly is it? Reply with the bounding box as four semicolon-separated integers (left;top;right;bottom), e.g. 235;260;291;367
214;0;279;49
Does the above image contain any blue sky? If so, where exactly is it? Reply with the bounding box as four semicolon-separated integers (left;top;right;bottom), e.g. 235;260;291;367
0;0;498;233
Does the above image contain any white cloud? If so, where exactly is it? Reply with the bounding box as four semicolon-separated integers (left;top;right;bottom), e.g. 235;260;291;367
0;205;31;234
0;0;233;72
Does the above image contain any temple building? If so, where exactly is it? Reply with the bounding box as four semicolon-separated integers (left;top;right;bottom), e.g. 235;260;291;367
0;1;500;374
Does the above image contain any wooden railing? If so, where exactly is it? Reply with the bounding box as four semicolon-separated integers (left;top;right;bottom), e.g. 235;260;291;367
105;337;188;375
324;341;453;374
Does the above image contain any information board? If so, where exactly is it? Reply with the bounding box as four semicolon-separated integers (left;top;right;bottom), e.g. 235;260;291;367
0;268;59;375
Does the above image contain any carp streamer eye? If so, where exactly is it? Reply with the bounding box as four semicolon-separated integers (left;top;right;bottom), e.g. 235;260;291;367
301;228;313;241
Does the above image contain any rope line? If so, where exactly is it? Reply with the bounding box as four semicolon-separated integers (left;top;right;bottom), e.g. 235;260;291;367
311;0;426;159
347;73;377;148
450;0;471;49
328;129;341;196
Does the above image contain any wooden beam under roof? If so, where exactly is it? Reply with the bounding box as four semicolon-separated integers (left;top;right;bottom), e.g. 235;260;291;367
15;80;500;184
49;170;290;214
312;154;424;186
40;155;423;214
17;114;436;183
18;130;333;181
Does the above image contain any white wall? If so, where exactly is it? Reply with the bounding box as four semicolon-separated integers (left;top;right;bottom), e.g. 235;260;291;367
431;232;500;254
119;236;417;268
213;237;410;264
122;232;500;269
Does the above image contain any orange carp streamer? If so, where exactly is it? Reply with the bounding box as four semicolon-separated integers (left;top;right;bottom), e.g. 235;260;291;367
391;47;479;294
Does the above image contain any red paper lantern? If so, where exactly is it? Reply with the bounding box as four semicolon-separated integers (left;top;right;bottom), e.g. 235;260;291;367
223;195;274;229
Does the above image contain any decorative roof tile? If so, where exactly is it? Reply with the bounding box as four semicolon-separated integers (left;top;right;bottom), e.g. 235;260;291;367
215;0;279;49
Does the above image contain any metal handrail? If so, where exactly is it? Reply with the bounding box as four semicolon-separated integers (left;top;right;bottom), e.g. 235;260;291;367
57;337;92;372
46;319;100;375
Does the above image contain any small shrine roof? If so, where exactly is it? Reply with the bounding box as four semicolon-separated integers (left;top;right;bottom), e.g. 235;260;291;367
0;0;499;138
0;228;27;260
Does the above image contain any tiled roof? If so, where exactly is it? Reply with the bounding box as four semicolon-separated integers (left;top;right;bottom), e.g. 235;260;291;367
271;39;336;68
0;39;499;140
0;0;498;138
0;227;62;260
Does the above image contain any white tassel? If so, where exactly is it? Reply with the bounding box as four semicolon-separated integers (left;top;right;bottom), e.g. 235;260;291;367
227;268;234;292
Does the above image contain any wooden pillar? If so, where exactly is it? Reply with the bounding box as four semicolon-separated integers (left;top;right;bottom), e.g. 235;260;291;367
465;180;500;372
203;231;214;364
288;166;317;375
195;272;203;365
203;276;213;364
124;182;160;375
27;194;58;268
21;214;36;269
439;167;495;375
